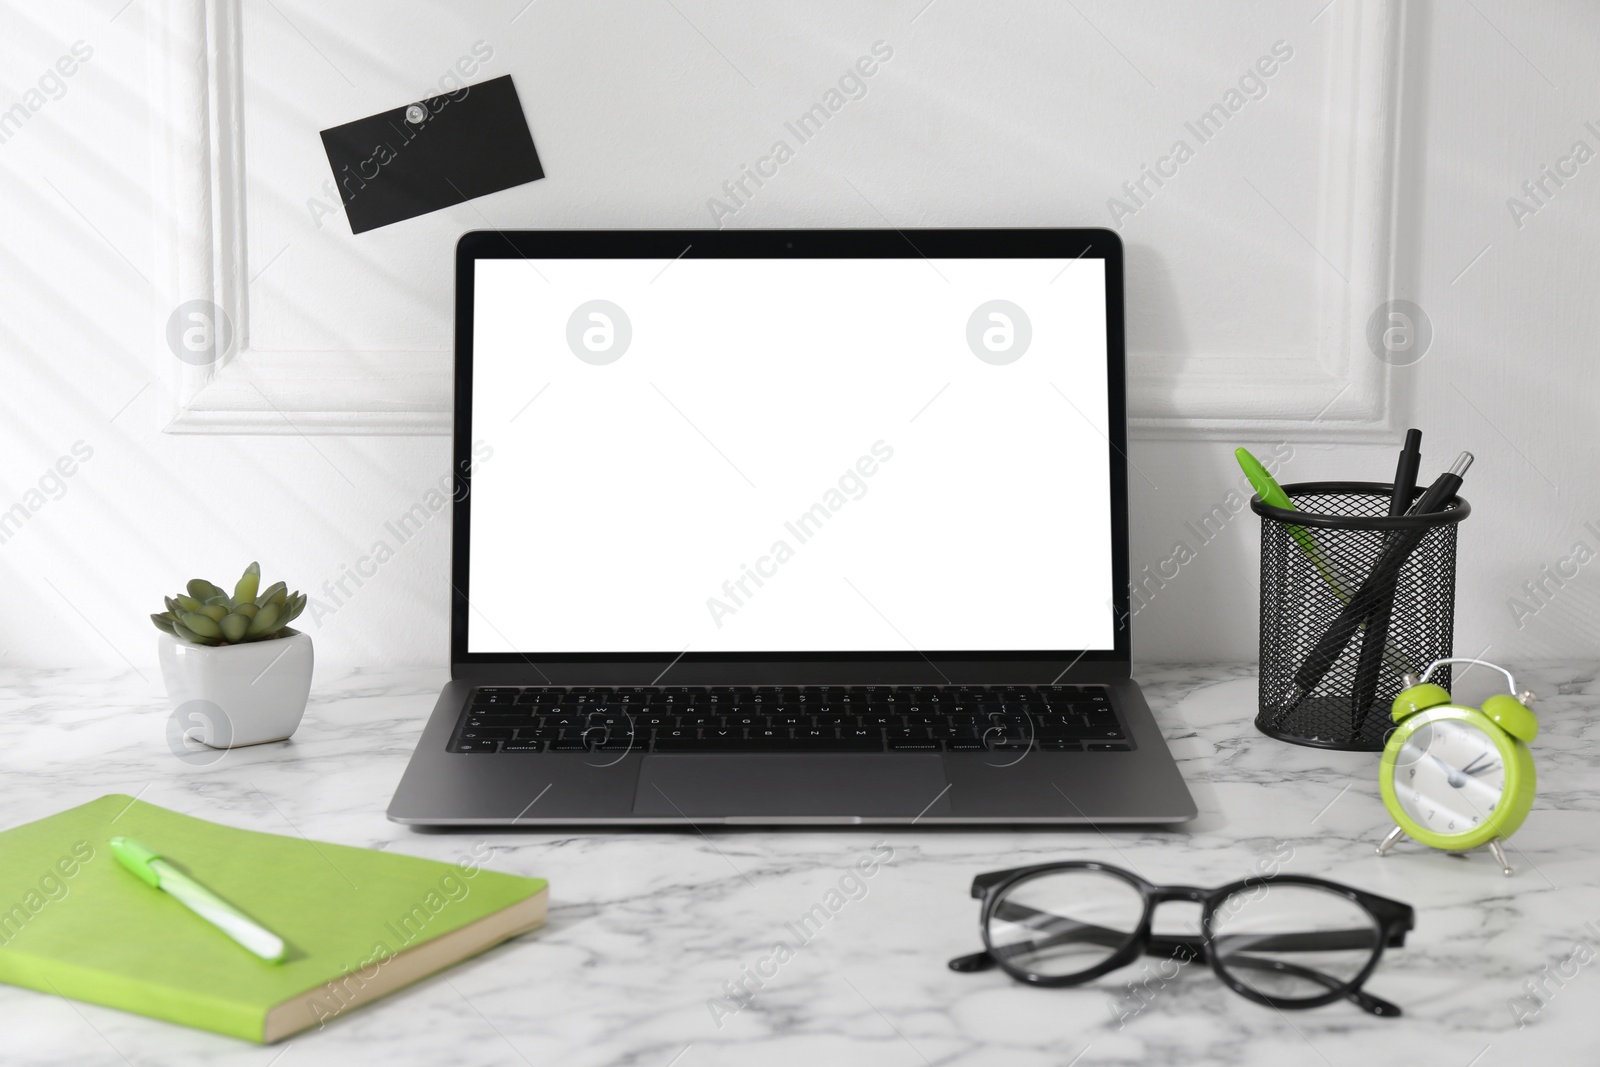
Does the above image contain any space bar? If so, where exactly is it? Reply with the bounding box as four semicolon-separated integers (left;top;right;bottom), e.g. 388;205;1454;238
652;738;882;753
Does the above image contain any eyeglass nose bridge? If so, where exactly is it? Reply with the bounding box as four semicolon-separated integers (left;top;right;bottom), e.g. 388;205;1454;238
1148;885;1209;905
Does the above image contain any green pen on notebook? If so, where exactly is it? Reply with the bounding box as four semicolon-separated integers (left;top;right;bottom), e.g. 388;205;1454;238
110;836;287;963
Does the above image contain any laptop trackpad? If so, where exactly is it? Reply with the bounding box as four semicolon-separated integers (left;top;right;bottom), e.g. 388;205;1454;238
632;755;950;819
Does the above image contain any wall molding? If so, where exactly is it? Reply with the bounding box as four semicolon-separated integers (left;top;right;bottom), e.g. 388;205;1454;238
152;0;1408;440
1128;0;1410;441
150;0;451;435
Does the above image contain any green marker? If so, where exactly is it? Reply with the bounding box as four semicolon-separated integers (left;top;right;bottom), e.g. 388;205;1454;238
110;836;286;963
1234;447;1351;600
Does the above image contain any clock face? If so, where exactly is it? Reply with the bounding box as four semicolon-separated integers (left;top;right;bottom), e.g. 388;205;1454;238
1393;718;1507;836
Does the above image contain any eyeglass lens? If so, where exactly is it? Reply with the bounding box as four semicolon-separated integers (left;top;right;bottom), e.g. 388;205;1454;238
986;868;1145;978
1208;883;1382;1001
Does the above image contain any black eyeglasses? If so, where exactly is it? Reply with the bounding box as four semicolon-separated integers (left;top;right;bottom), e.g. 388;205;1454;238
949;861;1413;1016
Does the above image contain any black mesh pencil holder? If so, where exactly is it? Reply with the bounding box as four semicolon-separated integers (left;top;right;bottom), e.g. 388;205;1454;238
1252;481;1469;751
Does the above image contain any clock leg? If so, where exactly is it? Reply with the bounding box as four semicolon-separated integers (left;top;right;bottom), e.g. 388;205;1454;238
1488;838;1513;877
1376;826;1406;857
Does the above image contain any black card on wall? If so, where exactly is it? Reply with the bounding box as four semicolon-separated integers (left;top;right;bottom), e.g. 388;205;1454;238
319;74;544;234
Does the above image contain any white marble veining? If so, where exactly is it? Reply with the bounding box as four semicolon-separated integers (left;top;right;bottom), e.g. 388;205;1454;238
2;663;1598;1066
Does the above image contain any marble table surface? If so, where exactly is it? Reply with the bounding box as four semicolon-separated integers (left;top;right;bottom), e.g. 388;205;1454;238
3;662;1598;1067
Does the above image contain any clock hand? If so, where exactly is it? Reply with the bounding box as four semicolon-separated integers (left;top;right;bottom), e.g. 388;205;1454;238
1427;752;1467;790
1461;753;1499;777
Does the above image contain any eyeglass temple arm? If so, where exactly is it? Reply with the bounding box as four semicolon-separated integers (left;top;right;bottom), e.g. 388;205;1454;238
988;900;1387;957
949;908;1153;973
964;901;1218;962
1217;953;1402;1017
950;906;1401;1016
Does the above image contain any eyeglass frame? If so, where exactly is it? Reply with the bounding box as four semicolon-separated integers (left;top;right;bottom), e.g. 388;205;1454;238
948;860;1414;1016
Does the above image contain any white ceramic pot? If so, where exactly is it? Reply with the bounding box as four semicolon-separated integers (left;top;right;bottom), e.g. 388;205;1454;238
157;629;314;748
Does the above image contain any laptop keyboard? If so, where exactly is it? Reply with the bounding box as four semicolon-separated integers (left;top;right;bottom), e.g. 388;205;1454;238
448;685;1131;754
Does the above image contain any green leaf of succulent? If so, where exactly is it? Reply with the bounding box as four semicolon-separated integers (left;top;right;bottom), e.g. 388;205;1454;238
235;601;259;618
180;611;222;638
219;613;250;643
283;593;306;623
246;602;281;636
172;620;216;645
150;613;177;635
258;581;288;609
187;579;220;601
234;561;261;605
176;594;201;613
198;603;228;622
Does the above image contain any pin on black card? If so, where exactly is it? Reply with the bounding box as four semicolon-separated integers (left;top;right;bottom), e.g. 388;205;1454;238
319;74;543;234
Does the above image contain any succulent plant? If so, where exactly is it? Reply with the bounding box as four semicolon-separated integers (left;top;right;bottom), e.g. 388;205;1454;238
150;562;306;646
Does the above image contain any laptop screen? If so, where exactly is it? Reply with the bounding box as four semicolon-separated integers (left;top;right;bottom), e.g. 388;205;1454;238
466;254;1114;654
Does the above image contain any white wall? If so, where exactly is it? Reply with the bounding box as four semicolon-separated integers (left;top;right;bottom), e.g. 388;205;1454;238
1;0;1595;673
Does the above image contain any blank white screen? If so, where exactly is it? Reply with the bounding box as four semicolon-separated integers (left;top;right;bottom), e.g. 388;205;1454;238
468;257;1113;653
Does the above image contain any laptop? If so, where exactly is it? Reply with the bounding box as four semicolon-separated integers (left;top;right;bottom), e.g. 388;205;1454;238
387;228;1197;826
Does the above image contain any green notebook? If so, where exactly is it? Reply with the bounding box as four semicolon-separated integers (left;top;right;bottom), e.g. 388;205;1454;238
0;796;547;1043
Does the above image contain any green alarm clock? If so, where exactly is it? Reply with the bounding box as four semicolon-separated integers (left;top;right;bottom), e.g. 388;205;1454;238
1376;657;1538;876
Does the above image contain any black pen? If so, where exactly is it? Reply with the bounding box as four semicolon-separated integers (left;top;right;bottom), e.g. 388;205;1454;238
1287;451;1473;709
1349;430;1423;732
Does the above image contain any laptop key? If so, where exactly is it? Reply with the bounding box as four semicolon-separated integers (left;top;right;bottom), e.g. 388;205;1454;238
502;740;546;752
466;715;535;730
458;728;513;741
593;736;649;751
451;739;500;752
652;737;879;753
887;739;941;751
